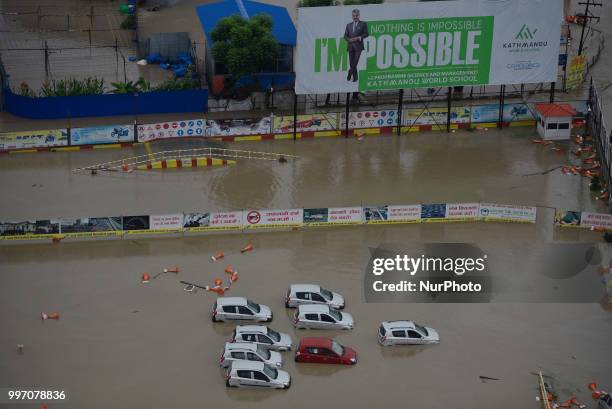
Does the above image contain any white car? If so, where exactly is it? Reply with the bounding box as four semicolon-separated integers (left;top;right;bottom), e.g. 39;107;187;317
212;297;272;322
377;321;440;345
220;342;283;368
225;361;291;389
285;284;345;309
231;325;293;351
293;304;354;330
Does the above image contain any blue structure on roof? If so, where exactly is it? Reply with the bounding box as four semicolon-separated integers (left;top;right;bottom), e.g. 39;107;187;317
196;0;296;46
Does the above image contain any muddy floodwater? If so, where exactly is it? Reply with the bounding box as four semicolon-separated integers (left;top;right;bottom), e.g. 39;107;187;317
1;129;611;409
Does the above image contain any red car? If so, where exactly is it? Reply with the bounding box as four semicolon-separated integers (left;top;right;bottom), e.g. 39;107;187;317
294;337;357;365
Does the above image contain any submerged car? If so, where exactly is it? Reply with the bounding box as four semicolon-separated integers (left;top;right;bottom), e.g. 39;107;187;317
220;342;282;368
377;320;440;346
231;325;293;351
285;284;345;309
212;297;272;322
225;361;290;389
295;337;357;365
293;304;354;330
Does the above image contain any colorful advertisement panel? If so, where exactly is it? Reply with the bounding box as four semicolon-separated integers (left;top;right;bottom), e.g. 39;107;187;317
273;114;338;133
0;129;68;150
303;207;363;225
121;215;150;232
71;125;134;145
339;110;399;129
0;220;60;240
404;107;471;126
579;212;612;229
296;0;563;94
479;203;537;223
421;203;447;221
244;209;303;228
205;118;271;136
471;104;499;123
365;205;422;223
566;55;587;91
209;211;244;230
60;217;123;238
137;119;204;142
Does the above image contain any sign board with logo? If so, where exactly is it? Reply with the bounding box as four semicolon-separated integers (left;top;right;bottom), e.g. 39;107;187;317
445;203;480;221
579;212;612;229
273;114;338;133
0;129;68;150
339;110;399;129
138;119;204;142
403;107;471;126
244;209;304;228
364;205;422;223
303;207;363;225
479;203;536;223
565;55;587;91
296;0;563;94
71;125;134;145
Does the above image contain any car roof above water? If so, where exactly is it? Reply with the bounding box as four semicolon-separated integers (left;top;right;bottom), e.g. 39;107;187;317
235;325;267;333
225;342;259;352
298;337;333;349
217;297;248;306
290;284;321;292
230;360;265;371
382;320;416;331
297;304;331;314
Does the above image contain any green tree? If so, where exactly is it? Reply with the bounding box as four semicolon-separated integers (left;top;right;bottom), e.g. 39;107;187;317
211;14;279;80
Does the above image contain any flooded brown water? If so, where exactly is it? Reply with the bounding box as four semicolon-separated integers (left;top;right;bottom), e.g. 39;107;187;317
1;129;611;408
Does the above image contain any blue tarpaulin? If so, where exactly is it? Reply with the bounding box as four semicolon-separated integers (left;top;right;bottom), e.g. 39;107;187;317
196;0;296;46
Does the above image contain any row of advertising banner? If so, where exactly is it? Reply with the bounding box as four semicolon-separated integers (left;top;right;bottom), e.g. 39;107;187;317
0;100;587;150
555;209;612;230
0;202;537;241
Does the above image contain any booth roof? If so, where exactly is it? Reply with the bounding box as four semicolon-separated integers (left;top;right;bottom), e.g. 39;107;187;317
535;103;577;118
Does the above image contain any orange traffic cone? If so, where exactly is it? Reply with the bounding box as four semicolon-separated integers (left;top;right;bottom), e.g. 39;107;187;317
240;244;253;253
590;226;606;233
142;272;150;283
588;382;607;400
211;252;224;261
230;271;239;283
164;267;180;274
225;265;237;275
41;312;60;320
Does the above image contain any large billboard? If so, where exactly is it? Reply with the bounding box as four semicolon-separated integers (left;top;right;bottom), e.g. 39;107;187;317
296;0;562;94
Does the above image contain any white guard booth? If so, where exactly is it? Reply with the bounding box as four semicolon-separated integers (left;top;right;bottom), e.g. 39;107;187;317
535;103;576;140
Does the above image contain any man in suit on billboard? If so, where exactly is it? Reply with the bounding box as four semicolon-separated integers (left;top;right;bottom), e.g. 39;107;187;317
344;9;368;83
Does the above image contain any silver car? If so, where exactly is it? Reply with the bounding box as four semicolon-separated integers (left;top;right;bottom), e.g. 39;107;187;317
220;342;283;368
285;284;345;309
212;297;272;322
378;321;440;346
225;361;290;389
232;325;293;351
293;304;354;330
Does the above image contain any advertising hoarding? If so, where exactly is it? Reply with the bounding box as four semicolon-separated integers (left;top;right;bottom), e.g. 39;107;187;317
71;125;134;145
244;209;304;228
296;0;562;94
273;114;338;133
0;129;68;150
137;119;204;142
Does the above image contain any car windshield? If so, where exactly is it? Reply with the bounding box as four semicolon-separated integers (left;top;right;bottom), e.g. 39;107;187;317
262;365;278;380
330;340;344;356
247;300;261;313
328;308;342;321
257;345;271;359
415;324;428;336
267;328;281;342
320;288;333;300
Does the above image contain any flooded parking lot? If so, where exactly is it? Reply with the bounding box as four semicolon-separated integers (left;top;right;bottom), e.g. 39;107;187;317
1;128;611;408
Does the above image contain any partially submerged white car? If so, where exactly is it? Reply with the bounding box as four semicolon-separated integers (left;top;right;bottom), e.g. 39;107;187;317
220;342;283;368
377;321;440;346
293;304;354;330
212;297;272;322
225;361;291;389
285;284;345;309
231;325;293;351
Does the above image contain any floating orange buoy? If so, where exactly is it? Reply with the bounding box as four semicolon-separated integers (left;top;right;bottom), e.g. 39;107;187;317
214;278;223;286
142;272;150;283
211;252;224;261
224;266;236;275
206;285;225;296
164;267;180;274
230;272;239;283
41;312;60;320
587;382;607;400
241;244;253;253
